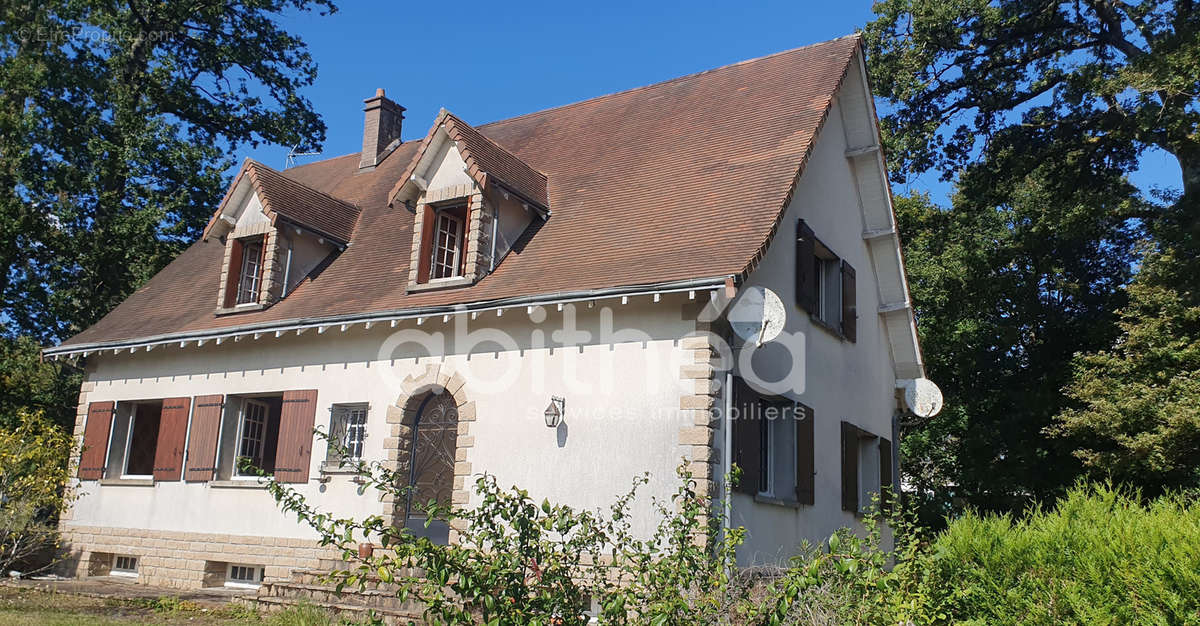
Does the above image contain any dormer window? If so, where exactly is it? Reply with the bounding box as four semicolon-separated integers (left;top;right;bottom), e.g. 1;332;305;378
431;205;466;279
236;238;264;304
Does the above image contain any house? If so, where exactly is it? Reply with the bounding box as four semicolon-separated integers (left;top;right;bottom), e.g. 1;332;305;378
45;34;927;589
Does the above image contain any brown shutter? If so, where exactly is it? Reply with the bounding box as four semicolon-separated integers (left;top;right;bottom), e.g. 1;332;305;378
796;219;816;312
416;204;435;283
879;437;893;512
841;260;857;342
152;397;191;481
78;401;115;480
225;238;244;307
275;389;318;483
840;421;859;512
794;403;815;505
731;379;761;495
184;395;224;481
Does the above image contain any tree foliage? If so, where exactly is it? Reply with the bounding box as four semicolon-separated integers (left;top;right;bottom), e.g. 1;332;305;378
0;409;76;575
0;0;335;343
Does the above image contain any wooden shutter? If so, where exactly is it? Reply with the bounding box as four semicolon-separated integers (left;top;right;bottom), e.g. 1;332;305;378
794;403;815;505
224;238;244;307
78;401;115;480
275;389;318;483
841;260;857;342
184;395;224;481
731;379;761;495
152;397;191;481
879;437;894;512
416;204;435;283
840;421;859;512
796;219;817;312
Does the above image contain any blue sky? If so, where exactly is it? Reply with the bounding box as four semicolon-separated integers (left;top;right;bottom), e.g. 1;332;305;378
241;1;1182;205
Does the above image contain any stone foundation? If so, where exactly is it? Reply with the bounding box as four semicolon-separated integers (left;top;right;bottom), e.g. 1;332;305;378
58;525;342;589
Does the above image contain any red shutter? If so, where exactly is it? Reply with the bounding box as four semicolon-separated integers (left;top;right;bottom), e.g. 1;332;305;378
841;260;857;342
840;421;859;512
796;219;817;312
225;238;244;307
879;437;894;512
794;403;815;505
416;204;435;283
275;389;318;483
152;397;191;481
731;379;761;495
78;401;115;480
184;395;224;481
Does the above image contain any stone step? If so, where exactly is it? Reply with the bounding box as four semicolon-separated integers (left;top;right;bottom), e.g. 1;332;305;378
238;594;424;625
287;567;426;588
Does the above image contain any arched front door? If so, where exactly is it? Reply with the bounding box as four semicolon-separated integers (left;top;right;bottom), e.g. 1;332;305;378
400;390;458;542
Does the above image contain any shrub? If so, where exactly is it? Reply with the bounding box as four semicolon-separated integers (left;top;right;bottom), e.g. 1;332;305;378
0;409;76;576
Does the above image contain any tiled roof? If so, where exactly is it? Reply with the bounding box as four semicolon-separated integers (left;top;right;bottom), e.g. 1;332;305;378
57;35;861;349
394;110;549;208
203;159;361;243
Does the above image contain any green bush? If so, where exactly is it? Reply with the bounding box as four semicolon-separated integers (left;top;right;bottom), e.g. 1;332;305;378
921;484;1200;624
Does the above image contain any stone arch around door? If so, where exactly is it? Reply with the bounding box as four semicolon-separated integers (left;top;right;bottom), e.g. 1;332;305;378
384;363;476;543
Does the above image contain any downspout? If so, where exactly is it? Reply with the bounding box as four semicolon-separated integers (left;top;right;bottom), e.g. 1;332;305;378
722;370;734;553
281;238;294;297
490;204;499;273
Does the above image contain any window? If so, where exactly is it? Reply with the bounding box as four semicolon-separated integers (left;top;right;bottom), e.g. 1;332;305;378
236;239;263;304
840;422;891;515
327;403;369;465
122;401;162;478
231;397;282;477
431;210;464;279
112;555;138;577
731;378;815;504
225;563;264;589
796;218;857;341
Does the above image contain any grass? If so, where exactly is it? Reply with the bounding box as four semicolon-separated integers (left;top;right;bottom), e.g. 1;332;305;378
0;587;370;626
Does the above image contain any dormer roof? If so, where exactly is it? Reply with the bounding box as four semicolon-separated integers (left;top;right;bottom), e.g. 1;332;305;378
391;110;548;209
203;159;361;243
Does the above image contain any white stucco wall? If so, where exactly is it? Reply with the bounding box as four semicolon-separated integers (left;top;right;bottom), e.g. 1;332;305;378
70;297;699;541
729;93;898;565
424;132;473;190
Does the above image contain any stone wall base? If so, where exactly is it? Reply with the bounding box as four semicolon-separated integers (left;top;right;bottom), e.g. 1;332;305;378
58;525;342;590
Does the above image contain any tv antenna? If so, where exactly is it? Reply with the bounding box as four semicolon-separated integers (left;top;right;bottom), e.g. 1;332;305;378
284;144;322;168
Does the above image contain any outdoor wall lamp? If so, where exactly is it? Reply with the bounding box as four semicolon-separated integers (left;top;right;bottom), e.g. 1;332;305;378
544;396;565;428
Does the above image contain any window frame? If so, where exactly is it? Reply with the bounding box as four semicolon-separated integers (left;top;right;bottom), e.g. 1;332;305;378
112;555;139;577
120;402;161;480
235;237;264;305
225;563;264;589
430;209;465;280
234;399;270;478
329;403;369;463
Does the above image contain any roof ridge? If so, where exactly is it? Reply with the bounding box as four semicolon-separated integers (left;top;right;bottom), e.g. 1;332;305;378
250;158;361;210
478;34;861;131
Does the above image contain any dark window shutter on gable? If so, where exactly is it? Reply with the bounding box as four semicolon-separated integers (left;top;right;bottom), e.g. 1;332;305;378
731;379;761;495
879;437;894;512
841;260;857;342
840;421;859;512
416;204;436;283
796;219;817;312
275;389;318;483
78;401;115;480
184;395;224;481
794;403;815;505
152;397;191;481
224;238;244;308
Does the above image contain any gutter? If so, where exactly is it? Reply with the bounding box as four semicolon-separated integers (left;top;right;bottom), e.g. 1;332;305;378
44;275;734;359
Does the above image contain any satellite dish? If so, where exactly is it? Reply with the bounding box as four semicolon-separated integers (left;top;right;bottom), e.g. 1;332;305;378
729;286;786;346
903;378;943;418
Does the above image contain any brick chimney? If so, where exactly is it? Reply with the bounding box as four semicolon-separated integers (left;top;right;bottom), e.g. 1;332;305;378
359;88;405;171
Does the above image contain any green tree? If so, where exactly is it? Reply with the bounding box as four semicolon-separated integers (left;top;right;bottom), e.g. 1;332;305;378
1;0;335;343
0;409;77;575
1051;250;1200;493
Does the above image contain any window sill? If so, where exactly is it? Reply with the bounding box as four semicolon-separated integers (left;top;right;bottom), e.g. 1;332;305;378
407;276;473;293
99;478;155;487
754;494;804;509
209;480;268;489
214;302;266;316
808;313;848;341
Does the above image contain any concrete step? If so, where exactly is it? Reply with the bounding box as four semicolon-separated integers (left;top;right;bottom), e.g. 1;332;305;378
286;567;426;588
259;580;423;613
238;594;424;625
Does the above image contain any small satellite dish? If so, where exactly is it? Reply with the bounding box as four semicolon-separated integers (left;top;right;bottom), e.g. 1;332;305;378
729;286;786;346
903;378;943;418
